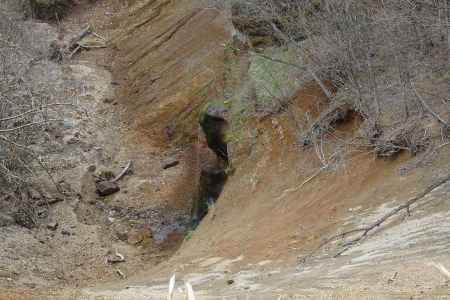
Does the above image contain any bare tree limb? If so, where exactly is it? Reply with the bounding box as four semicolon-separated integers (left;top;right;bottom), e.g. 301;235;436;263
299;174;450;264
111;161;133;183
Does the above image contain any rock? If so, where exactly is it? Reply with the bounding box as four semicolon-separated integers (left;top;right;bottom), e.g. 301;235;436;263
162;158;180;170
47;221;58;231
37;208;48;218
96;181;120;196
103;97;114;104
227;279;235;285
87;165;96;172
0;213;14;227
106;252;125;264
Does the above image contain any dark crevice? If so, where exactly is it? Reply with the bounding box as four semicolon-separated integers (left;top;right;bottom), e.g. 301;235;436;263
191;113;229;227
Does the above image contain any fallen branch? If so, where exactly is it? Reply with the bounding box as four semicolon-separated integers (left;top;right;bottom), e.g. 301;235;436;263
111;161;132;183
67;25;107;59
299;174;450;264
68;45;81;59
0;119;61;133
412;82;449;128
68;25;92;50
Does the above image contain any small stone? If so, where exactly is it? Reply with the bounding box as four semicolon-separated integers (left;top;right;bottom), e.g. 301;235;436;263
37;208;48;218
61;229;72;236
162;158;179;170
103;97;114;104
227;279;234;285
96;181;120;196
87;165;96;172
106;253;125;264
47;221;58;231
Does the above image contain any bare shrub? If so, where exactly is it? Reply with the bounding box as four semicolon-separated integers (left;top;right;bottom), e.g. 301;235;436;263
0;9;68;195
209;0;450;157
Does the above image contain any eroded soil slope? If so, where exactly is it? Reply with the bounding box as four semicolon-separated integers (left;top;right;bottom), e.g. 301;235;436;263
1;0;450;299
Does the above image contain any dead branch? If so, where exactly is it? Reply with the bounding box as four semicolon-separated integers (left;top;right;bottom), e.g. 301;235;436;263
0;119;61;133
299;103;353;147
111;161;132;183
0;135;62;194
0;103;76;122
299;174;450;264
412;82;449;128
68;45;81;59
68;25;92;50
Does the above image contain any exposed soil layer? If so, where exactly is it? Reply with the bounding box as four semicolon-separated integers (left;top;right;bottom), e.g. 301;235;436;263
1;0;450;299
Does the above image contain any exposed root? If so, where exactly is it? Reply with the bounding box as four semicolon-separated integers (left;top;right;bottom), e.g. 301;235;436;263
299;174;450;264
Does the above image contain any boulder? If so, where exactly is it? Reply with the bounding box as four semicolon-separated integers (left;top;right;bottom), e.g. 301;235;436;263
96;181;120;197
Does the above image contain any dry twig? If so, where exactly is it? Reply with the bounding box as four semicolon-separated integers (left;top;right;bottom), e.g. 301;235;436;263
299;174;450;264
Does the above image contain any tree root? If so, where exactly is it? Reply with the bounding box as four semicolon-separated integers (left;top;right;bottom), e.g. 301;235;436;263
299;174;450;264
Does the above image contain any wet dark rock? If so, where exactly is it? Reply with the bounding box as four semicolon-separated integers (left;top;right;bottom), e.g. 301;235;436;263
96;181;120;196
199;109;229;163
